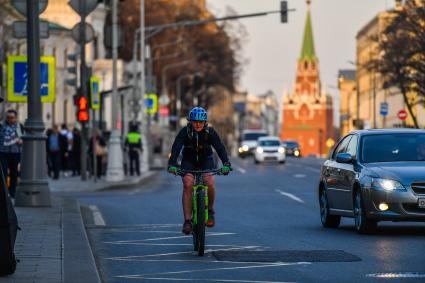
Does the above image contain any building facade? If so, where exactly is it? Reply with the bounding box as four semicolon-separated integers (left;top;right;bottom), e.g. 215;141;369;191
338;70;357;136
355;0;425;130
280;0;334;157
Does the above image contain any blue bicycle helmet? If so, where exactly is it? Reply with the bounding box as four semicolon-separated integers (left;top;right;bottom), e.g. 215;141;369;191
188;107;208;121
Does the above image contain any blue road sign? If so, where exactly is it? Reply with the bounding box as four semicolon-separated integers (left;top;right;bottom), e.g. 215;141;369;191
144;94;158;114
380;102;389;116
7;56;55;102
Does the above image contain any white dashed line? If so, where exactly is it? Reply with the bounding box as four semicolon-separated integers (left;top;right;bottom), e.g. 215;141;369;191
275;189;305;204
89;205;106;226
234;166;247;174
294;174;306;178
367;272;425;278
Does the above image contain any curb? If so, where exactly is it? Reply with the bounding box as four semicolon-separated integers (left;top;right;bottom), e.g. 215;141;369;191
62;198;101;283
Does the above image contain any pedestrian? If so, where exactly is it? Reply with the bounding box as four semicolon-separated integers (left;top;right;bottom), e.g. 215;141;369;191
89;129;107;178
46;125;67;180
60;124;71;176
125;124;142;176
0;109;24;198
71;128;81;176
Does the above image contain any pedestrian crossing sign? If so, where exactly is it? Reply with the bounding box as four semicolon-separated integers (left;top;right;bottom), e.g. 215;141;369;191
144;93;158;114
90;76;101;110
7;55;55;103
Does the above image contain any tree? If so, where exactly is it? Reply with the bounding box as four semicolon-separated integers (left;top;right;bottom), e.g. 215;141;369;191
370;1;425;128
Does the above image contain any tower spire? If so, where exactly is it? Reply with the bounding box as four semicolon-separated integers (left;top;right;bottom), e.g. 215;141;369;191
300;0;316;61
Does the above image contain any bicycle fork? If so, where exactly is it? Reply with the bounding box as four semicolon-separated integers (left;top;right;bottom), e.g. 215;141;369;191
192;185;209;224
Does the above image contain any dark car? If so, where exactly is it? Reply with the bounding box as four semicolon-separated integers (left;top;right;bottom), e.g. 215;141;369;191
282;140;301;157
318;129;425;234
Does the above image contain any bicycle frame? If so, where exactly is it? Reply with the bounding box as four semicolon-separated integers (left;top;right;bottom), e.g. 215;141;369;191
191;174;209;225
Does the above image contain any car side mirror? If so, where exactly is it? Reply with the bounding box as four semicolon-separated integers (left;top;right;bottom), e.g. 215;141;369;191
336;153;353;164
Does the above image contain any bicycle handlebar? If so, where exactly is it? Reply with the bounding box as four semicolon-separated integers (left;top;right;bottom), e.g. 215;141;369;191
177;168;224;176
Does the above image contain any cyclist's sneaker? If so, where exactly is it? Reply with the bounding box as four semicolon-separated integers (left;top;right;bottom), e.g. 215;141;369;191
207;210;215;227
182;220;192;235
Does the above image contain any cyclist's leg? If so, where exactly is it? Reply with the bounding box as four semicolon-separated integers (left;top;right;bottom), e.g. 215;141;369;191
203;173;215;212
182;173;194;221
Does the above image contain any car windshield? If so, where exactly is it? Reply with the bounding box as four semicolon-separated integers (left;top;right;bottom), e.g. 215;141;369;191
259;140;280;146
361;134;425;163
284;141;299;148
243;133;267;141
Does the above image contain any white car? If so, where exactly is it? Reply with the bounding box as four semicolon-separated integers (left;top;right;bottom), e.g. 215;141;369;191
254;136;286;164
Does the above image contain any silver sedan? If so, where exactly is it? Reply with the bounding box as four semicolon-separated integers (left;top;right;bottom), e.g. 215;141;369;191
318;129;425;234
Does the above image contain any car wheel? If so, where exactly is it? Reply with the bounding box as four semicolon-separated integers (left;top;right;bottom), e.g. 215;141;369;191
254;159;260;164
279;160;285;164
354;190;377;234
319;188;340;228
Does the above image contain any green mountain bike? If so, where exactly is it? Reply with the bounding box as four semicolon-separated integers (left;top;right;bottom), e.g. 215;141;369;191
177;168;223;256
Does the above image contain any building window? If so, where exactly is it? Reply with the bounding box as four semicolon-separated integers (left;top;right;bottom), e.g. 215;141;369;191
304;61;308;69
64;48;68;68
94;35;99;60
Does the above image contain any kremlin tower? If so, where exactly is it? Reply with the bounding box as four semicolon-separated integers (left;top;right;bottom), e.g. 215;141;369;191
280;0;334;157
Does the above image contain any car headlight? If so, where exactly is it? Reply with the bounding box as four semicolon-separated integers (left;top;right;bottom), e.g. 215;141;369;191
256;147;264;154
372;178;406;191
294;150;300;157
238;147;243;153
278;147;285;154
242;145;249;152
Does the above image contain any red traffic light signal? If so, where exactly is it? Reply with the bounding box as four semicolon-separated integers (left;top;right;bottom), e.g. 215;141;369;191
77;96;89;122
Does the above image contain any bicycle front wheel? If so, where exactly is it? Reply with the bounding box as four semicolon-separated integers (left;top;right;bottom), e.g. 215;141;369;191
196;194;206;256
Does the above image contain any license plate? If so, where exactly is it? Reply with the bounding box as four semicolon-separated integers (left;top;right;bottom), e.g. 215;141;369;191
265;157;277;161
419;198;425;208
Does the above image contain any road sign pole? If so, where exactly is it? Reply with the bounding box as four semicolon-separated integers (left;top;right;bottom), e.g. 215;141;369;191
79;0;88;180
106;0;125;182
15;0;51;206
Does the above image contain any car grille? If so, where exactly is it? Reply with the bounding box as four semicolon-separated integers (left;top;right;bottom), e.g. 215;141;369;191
264;149;278;153
403;204;425;214
411;183;425;195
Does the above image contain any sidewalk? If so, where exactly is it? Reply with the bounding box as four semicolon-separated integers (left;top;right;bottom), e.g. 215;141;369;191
2;171;157;283
49;171;157;193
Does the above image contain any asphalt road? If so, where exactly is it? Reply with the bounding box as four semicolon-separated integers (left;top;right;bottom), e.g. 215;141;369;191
77;157;425;283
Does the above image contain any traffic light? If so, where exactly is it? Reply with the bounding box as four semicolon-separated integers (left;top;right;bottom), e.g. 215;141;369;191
66;53;78;87
280;1;288;23
77;96;89;122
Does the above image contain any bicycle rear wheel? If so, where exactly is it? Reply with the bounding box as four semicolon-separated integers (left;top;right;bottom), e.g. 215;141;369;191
196;194;206;256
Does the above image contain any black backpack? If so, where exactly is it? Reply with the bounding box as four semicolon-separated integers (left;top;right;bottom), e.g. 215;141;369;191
0;164;18;276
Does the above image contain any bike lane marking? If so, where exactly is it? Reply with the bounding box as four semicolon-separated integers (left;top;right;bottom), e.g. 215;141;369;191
107;246;260;261
117;277;296;282
88;205;106;226
116;261;310;279
275;189;305;204
103;232;236;244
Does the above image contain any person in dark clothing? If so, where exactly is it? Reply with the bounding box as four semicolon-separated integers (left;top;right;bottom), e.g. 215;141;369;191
125;125;142;176
46;125;67;179
71;128;81;176
0;109;24;198
88;130;107;178
167;107;231;234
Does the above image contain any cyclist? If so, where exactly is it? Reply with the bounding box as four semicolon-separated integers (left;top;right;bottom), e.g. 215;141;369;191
168;107;231;234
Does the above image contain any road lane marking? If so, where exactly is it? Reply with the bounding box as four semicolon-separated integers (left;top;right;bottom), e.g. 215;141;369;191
107;246;259;261
119;277;296;282
107;230;182;234
367;272;425;278
293;174;306;178
275;189;305;204
234;166;247;174
103;232;235;244
88;205;106;226
116;262;310;278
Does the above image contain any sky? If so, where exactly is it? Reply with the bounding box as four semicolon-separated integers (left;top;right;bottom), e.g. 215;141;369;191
206;0;391;105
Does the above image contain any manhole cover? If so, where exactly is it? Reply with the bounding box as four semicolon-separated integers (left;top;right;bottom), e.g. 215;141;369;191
212;250;361;263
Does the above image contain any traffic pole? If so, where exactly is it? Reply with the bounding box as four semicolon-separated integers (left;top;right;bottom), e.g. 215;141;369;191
15;0;51;206
106;0;125;182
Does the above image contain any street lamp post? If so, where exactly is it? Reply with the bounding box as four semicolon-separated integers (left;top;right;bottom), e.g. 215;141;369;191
106;0;125;182
15;0;51;206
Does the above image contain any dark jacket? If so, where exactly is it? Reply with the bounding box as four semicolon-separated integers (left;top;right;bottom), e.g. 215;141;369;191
46;131;68;154
168;125;229;170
